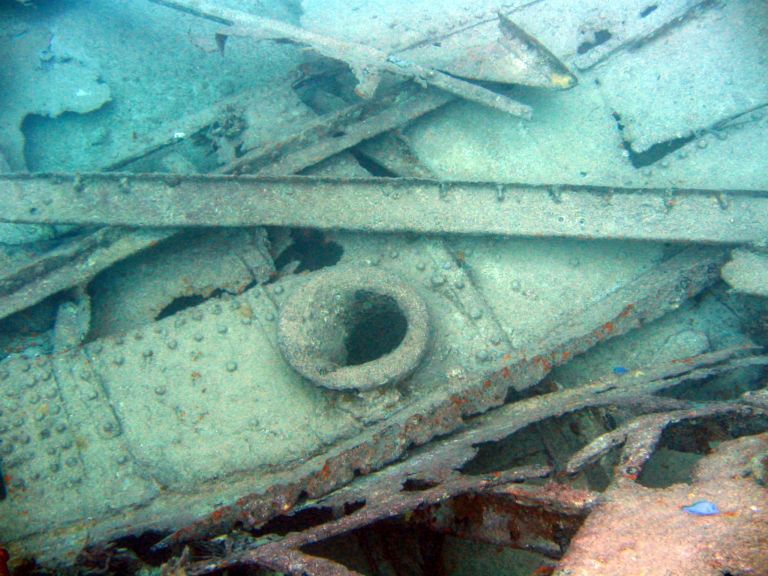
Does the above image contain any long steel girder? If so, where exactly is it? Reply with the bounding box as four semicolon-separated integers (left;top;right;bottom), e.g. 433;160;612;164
2;173;767;244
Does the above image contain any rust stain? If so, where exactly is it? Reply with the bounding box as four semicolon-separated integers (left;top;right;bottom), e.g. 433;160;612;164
239;304;254;318
533;355;552;372
618;303;635;318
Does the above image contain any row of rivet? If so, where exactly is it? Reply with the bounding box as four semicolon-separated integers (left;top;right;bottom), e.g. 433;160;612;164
65;351;122;441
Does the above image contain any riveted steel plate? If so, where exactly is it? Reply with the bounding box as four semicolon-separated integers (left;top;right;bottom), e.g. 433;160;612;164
0;229;724;563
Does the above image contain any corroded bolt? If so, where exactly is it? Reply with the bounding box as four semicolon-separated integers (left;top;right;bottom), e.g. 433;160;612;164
430;273;446;287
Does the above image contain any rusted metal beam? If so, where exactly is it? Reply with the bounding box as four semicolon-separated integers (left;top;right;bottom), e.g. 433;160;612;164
222;86;452;176
185;465;552;575
0;227;174;320
3;173;768;244
149;0;534;118
0;82;452;319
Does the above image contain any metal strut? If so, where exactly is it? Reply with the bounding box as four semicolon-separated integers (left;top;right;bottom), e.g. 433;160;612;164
2;173;767;244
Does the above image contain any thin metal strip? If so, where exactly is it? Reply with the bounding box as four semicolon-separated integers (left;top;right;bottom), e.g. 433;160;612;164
2;173;767;244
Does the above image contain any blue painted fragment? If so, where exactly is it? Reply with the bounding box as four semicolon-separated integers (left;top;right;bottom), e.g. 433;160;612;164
612;366;629;375
683;500;720;516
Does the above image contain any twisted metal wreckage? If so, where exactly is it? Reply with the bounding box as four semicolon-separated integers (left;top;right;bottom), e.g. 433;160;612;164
1;0;768;574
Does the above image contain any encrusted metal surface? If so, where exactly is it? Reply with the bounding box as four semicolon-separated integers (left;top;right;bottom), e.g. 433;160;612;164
277;266;431;391
0;227;174;321
0;233;724;564
3;173;768;244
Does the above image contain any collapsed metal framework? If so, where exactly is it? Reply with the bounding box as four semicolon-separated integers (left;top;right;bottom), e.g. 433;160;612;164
1;1;767;574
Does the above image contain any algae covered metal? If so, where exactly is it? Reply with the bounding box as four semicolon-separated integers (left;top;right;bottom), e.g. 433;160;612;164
1;0;767;573
0;228;724;564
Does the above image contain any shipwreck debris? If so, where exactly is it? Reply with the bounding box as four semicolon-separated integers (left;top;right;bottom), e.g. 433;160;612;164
277;266;431;392
176;465;553;576
0;232;728;565
570;0;714;69
556;418;768;575
0;75;454;321
0;227;174;321
157;351;767;576
148;0;538;119
150;246;728;552
385;11;579;89
224;84;453;176
3;172;768;245
0;24;112;170
87;228;275;338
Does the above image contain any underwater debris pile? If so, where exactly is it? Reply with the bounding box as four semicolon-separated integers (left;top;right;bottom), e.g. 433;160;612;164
1;0;767;574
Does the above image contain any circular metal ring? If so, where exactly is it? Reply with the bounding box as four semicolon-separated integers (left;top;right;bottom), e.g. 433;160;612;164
277;267;430;391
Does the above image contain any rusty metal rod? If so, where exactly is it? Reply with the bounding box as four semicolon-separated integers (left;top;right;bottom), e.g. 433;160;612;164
148;0;533;118
2;173;767;244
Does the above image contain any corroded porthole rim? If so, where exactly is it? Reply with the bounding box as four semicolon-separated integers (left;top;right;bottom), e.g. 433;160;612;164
277;267;431;391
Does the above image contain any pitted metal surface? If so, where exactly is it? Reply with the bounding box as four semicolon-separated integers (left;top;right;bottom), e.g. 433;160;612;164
3;173;768;244
0;237;724;565
0;232;516;559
